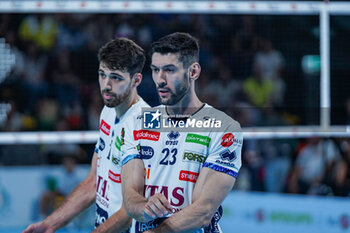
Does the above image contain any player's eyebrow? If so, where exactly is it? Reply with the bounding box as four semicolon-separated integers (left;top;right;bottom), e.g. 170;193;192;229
98;69;124;79
150;64;177;70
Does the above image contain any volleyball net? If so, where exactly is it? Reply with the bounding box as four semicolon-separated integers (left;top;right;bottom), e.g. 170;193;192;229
0;1;350;145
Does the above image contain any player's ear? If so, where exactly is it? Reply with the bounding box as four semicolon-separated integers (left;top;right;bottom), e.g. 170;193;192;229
132;73;142;87
189;63;201;81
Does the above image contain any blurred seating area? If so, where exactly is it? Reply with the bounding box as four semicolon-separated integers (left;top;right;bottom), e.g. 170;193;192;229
0;13;349;197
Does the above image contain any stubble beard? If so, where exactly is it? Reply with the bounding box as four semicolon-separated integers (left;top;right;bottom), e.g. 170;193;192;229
159;73;190;106
102;83;132;108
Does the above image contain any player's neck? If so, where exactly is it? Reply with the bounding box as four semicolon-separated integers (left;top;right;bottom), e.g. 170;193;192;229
166;90;203;116
114;90;139;119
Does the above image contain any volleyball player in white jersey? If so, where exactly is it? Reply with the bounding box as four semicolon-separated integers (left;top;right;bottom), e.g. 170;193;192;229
23;38;148;233
121;33;243;232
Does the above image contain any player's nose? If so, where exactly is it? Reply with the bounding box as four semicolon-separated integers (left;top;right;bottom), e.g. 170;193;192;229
156;70;167;86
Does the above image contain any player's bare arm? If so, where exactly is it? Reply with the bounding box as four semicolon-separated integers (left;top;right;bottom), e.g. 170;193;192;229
91;204;131;233
121;159;172;222
145;167;236;233
22;152;98;233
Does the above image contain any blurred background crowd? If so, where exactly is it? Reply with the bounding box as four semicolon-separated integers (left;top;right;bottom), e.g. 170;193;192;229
0;13;349;209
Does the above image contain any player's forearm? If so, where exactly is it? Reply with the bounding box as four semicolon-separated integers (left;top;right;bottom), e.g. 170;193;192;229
148;201;213;233
43;175;96;230
121;159;148;222
92;206;132;233
123;189;149;222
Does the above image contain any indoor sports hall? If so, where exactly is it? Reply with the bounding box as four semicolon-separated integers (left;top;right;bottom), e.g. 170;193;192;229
0;1;349;232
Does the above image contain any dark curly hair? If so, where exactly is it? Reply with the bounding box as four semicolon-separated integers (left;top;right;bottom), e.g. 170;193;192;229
98;38;145;76
150;32;199;69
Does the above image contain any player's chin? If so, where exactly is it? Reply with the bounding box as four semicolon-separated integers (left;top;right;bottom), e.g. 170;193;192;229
104;99;120;108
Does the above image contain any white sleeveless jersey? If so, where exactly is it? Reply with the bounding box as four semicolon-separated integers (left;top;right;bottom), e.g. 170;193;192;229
94;98;149;229
122;104;243;233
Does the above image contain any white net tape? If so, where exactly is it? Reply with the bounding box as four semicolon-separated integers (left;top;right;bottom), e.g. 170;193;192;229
0;126;349;144
0;1;349;15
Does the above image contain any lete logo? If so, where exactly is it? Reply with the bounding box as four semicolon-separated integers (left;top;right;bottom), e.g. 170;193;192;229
219;149;236;161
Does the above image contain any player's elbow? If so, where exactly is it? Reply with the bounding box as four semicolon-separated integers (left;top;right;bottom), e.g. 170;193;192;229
197;205;215;228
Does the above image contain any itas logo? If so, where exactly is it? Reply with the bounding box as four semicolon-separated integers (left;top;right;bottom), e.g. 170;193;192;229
144;185;184;207
144;164;151;179
140;146;154;159
108;170;121;183
219;149;237;161
143;110;161;129
183;151;206;164
179;170;199;183
100;120;111;136
98;138;105;151
134;130;160;141
166;131;179;145
96;175;110;201
221;133;234;147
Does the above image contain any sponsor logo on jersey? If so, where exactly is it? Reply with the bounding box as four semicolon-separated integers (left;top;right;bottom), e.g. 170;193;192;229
143;110;161;129
166;131;180;145
144;164;151;179
140;146;154;159
100;120;111;136
108;170;121;183
115;128;125;151
111;153;120;165
185;133;211;147
144;185;184;207
215;160;237;168
221;133;235;147
183;151;206;163
95;203;109;228
96;175;110;202
219;149;237;161
135;218;167;233
179;170;199;183
98;137;105;151
134;130;160;141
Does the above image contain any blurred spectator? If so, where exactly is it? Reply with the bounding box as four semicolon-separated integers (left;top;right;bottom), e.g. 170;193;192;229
229;16;259;79
58;156;80;196
56;14;88;51
39;176;64;218
287;138;341;195
331;139;350;196
243;150;265;191
260;139;293;193
19;15;58;51
49;49;81;108
254;38;286;106
36;98;59;131
243;63;274;108
21;43;49;111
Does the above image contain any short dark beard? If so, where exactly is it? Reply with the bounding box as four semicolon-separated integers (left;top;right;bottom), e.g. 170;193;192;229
102;82;132;107
159;72;190;106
